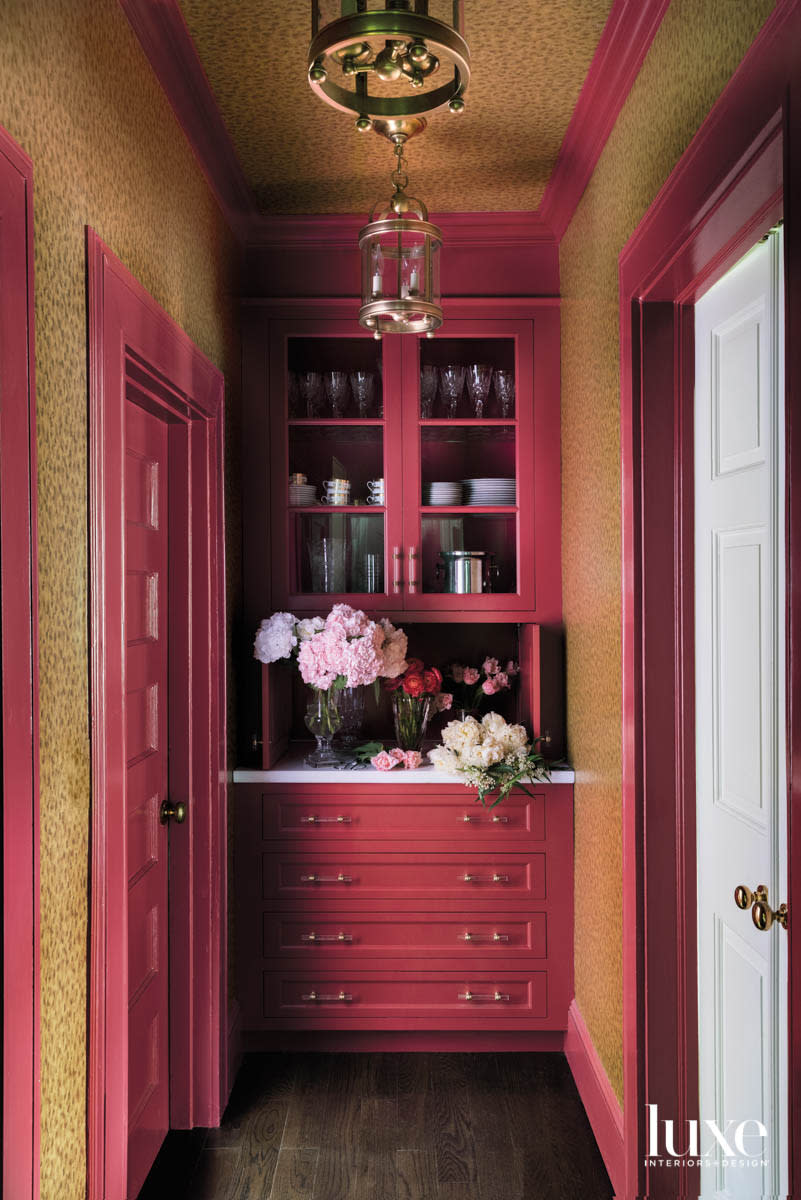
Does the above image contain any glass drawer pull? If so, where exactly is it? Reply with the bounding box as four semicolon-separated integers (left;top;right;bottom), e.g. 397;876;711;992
300;873;352;884
302;815;352;824
491;815;510;823
301;990;353;1002
458;991;510;1002
460;932;509;942
462;873;509;883
301;932;353;943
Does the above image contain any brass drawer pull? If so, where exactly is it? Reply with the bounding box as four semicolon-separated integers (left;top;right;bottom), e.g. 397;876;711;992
462;873;509;883
302;814;352;824
301;990;353;1003
460;932;509;943
458;990;510;1002
301;932;353;943
300;873;352;884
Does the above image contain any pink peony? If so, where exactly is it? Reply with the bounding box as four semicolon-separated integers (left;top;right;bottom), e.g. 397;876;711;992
379;619;408;679
482;657;500;677
450;663;465;683
481;678;498;695
505;660;519;677
463;667;480;685
402;750;423;769
494;672;509;690
434;692;453;713
371;750;399;771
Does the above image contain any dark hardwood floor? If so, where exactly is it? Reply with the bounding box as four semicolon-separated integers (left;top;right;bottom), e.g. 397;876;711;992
138;1052;613;1199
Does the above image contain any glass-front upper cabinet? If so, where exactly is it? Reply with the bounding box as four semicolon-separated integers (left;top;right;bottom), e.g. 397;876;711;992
269;320;404;612
267;303;561;622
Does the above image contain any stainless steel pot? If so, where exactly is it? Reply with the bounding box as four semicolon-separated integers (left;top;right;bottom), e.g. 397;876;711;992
436;549;497;594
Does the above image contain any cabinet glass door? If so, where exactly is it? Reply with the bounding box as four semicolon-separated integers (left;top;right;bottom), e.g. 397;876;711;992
401;320;535;612
270;322;403;612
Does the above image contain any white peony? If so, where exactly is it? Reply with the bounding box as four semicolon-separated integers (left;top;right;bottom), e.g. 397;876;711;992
428;745;459;773
253;612;298;663
296;616;325;641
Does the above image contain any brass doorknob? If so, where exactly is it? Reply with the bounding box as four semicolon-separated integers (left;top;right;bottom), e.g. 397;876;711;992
734;883;767;910
160;799;187;825
752;899;788;932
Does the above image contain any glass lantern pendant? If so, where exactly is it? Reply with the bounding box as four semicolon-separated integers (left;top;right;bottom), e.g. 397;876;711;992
359;119;442;339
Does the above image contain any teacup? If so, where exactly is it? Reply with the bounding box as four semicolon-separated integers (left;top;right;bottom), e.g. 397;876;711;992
289;472;307;485
323;479;351;505
366;478;384;505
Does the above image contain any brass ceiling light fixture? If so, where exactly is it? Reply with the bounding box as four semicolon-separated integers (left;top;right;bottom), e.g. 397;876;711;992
307;2;471;337
358;117;441;339
308;1;470;131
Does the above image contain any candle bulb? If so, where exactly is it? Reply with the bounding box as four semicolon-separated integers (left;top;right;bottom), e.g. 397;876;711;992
410;269;420;293
372;272;382;297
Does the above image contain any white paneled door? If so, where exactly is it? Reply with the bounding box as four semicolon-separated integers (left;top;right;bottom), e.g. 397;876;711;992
695;231;787;1199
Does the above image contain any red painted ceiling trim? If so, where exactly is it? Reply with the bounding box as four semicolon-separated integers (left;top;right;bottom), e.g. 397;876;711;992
119;0;259;242
538;0;671;242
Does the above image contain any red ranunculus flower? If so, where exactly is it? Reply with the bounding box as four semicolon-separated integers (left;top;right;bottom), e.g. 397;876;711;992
382;675;404;691
405;658;424;674
402;672;425;697
422;668;442;695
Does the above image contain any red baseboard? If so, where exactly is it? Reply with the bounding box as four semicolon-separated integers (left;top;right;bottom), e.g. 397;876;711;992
565;1001;625;1198
241;1029;566;1054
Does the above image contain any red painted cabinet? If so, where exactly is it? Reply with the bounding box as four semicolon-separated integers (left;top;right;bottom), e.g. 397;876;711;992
234;780;574;1034
245;298;561;624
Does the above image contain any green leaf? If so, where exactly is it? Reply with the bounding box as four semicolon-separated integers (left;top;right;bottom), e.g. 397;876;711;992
353;740;384;763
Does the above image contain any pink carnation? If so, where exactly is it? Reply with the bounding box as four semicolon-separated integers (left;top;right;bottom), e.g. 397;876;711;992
402;750;423;769
463;667;480;685
450;663;465;683
389;747;406;763
371;750;399;771
481;678;498;695
482;657;500;677
434;692;453;713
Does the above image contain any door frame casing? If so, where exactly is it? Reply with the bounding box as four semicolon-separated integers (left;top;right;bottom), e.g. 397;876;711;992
0;125;41;1200
619;2;801;1196
87;231;227;1198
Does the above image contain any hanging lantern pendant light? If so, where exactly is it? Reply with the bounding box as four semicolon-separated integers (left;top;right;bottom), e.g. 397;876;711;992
358;119;442;338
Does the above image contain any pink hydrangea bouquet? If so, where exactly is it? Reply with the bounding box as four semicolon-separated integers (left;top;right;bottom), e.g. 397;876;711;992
443;656;518;715
254;605;408;766
428;711;549;807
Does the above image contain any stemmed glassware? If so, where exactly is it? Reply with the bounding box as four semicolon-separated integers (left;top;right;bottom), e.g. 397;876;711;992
493;368;515;418
324;370;349;419
465;363;493;419
350;370;376;418
420;365;438;419
439;365;465;419
298;371;323;419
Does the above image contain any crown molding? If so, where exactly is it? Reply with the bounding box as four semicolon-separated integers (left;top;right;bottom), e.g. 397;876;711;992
119;0;261;243
243;210;556;249
538;0;671;241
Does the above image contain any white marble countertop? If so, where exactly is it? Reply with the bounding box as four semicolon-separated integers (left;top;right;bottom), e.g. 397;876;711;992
233;748;575;785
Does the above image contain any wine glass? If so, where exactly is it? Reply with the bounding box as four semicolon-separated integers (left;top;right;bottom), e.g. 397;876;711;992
420;365;438;419
324;370;349;419
298;371;322;418
350;370;376;418
439;365;465;419
465;363;493;419
493;368;515;418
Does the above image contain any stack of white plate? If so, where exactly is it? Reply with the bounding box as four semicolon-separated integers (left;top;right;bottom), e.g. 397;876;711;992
423;481;463;506
462;477;516;506
289;483;317;507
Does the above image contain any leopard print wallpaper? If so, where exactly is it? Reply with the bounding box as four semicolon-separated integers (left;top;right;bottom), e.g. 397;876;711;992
0;1;240;1195
560;0;775;1106
177;0;614;214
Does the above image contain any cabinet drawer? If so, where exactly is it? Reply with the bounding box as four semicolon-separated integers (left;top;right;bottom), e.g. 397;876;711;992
265;970;548;1020
262;912;546;960
262;852;545;903
261;792;545;842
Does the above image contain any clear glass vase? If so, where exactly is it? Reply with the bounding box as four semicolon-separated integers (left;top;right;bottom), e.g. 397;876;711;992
336;685;367;749
392;692;434;751
304;688;343;767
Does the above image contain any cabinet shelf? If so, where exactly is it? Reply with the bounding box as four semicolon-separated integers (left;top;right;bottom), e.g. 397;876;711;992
420;506;517;514
419;418;517;427
288;419;384;428
289;505;386;514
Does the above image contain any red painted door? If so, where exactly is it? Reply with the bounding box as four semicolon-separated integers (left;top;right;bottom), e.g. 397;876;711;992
125;400;170;1197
